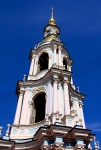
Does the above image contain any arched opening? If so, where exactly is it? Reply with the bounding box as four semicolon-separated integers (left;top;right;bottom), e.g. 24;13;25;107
34;93;46;123
56;48;58;54
38;53;49;71
63;58;67;69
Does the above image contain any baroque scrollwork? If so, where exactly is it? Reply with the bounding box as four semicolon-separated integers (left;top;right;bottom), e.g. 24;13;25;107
38;50;50;58
53;145;64;150
32;86;46;97
40;145;64;150
53;78;59;84
79;101;83;108
63;80;69;85
19;90;25;96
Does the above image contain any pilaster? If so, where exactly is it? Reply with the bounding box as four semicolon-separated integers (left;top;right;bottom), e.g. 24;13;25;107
14;90;24;124
54;45;57;65
26;101;34;125
68;65;71;72
46;81;52;116
63;80;71;126
48;55;52;69
45;94;49;117
79;101;85;128
29;54;35;75
53;78;58;113
63;80;70;115
50;78;59;124
58;45;62;66
57;82;62;115
33;55;37;75
20;90;31;124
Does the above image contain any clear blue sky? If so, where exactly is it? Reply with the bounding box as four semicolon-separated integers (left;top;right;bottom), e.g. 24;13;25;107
0;0;101;145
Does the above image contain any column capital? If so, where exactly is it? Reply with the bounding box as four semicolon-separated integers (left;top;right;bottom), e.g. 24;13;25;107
58;82;62;87
53;144;64;150
54;44;57;50
28;101;34;106
49;55;52;59
32;54;35;58
70;98;73;103
19;90;25;95
58;45;62;50
79;101;83;107
63;80;69;85
64;55;68;59
53;78;59;83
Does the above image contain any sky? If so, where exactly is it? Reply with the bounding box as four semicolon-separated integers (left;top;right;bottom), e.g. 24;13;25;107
0;0;101;146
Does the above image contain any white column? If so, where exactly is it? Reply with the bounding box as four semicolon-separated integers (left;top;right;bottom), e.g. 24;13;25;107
14;90;24;124
53;78;58;113
68;65;71;72
29;54;35;75
33;56;37;75
54;45;57;64
58;46;62;66
45;94;48;115
61;56;63;67
48;55;52;69
63;81;70;115
46;82;52;115
58;83;62;114
79;102;86;129
71;77;73;84
20;90;31;124
75;101;80;124
26;101;34;125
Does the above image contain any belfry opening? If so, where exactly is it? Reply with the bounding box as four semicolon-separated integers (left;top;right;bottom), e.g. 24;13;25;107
38;53;49;71
34;93;46;123
63;57;67;69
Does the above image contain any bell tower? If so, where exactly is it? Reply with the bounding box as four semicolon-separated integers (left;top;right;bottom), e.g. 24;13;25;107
12;8;86;137
5;9;96;150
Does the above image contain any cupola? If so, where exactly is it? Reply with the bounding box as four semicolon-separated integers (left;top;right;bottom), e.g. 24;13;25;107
43;8;60;42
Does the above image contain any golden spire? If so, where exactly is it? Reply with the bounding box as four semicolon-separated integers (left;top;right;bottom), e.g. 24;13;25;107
49;7;56;25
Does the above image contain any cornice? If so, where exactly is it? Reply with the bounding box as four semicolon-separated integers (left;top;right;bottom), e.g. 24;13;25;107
68;84;85;99
34;124;94;144
0;139;14;149
0;125;94;150
29;40;73;62
16;68;72;93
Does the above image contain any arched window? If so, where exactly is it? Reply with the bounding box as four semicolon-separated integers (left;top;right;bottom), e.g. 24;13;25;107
63;58;67;69
38;53;49;71
34;93;46;123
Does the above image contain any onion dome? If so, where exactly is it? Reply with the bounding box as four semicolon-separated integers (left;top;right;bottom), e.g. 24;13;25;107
38;8;61;47
44;8;60;39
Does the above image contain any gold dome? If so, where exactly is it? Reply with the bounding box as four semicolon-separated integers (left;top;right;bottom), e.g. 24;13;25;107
49;18;56;25
38;35;60;47
44;35;56;42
